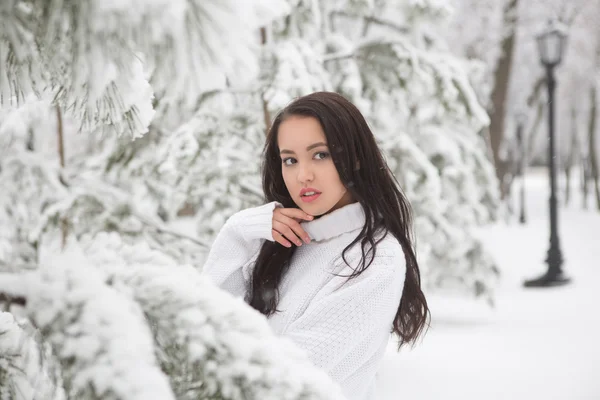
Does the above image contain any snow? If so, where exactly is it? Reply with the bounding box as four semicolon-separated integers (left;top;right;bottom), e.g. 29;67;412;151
0;312;56;399
377;167;600;399
0;230;348;399
10;248;176;400
116;263;346;400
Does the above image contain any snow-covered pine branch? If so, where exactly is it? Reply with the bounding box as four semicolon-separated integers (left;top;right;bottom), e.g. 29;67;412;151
261;39;332;113
0;0;289;138
0;150;69;270
1;234;347;400
323;35;489;127
0;0;155;138
143;100;268;239
83;234;347;399
116;264;346;400
0;311;59;400
0;252;175;400
29;176;209;265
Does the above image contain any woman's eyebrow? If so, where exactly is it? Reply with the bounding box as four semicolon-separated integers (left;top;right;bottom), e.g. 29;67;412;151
306;142;327;151
280;142;328;154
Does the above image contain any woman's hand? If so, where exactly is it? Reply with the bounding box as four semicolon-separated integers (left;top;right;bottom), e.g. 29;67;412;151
272;208;313;247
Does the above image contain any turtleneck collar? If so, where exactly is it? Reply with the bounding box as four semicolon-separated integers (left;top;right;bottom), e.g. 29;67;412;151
301;202;365;242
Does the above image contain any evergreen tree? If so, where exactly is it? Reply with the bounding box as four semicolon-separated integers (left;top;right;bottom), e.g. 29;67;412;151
1;1;347;399
1;0;501;398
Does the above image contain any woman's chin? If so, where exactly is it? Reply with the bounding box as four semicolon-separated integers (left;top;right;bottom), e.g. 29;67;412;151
294;200;325;217
301;205;332;218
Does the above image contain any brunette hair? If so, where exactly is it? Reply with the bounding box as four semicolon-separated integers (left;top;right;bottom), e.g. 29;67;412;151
248;91;429;347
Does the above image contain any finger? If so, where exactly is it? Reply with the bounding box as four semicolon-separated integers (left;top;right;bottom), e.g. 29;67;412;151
273;221;303;246
273;213;311;244
279;208;314;221
272;229;292;248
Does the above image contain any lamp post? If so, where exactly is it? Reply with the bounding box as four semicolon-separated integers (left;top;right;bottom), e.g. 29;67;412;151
515;112;528;224
524;19;571;288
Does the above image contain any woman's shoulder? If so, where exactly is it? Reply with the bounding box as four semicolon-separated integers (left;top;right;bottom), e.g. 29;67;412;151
375;232;405;258
370;234;406;280
336;232;405;276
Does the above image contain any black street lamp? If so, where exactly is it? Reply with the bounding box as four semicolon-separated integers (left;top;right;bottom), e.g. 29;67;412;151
515;112;528;224
524;20;571;288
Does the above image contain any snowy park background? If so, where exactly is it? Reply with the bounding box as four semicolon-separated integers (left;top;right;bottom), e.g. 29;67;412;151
1;0;599;399
379;168;600;399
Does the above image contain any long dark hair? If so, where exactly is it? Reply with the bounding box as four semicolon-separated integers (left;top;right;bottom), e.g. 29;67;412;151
248;91;429;348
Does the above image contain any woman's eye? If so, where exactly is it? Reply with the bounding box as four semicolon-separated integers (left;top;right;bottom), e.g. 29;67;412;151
282;158;296;166
314;152;330;160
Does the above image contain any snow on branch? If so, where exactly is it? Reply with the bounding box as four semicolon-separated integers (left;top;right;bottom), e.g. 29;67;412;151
149;104;267;238
28;177;209;266
404;0;454;21
330;10;410;34
1;0;290;138
6;251;176;400
325;35;489;126
117;264;347;400
0;272;27;306
261;39;332;112
0;312;58;399
52;234;346;399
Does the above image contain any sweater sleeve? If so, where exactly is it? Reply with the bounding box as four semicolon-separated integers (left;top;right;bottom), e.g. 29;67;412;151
282;243;406;400
201;202;281;298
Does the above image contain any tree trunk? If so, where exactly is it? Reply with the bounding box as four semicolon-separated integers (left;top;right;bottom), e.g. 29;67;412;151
564;107;578;205
260;27;271;136
589;86;600;211
26;127;35;151
488;0;519;198
585;12;600;211
501;141;518;219
56;105;68;248
57;107;65;168
582;155;590;209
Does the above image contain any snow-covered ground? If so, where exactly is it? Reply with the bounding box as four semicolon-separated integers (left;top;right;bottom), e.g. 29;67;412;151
378;167;600;399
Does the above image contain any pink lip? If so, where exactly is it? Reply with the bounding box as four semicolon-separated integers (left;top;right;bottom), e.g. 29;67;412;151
300;188;321;203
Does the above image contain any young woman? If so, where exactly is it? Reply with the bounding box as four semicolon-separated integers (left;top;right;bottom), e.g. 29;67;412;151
202;91;429;400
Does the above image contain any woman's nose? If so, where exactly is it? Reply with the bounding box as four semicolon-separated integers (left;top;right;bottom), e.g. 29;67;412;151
297;164;314;183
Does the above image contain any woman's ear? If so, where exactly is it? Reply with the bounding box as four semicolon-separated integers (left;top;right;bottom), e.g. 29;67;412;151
355;160;361;170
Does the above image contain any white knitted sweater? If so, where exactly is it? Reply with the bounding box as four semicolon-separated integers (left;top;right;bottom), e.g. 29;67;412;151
202;201;406;400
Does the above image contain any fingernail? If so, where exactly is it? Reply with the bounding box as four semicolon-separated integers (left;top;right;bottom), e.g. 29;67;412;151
296;241;302;246
304;237;311;244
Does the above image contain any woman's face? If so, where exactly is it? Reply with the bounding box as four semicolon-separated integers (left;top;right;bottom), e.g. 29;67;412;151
277;116;354;216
